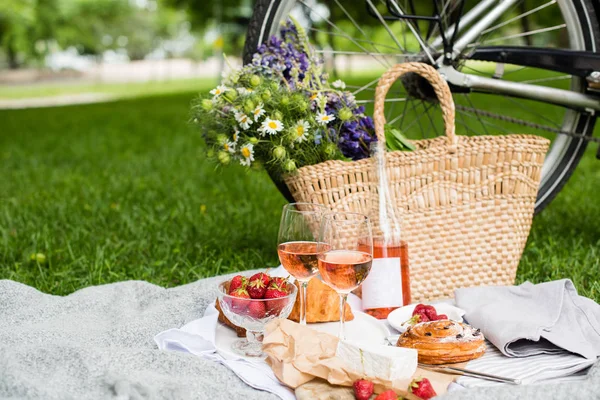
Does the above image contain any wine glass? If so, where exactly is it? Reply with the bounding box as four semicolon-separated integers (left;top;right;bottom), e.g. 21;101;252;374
277;202;326;325
317;212;373;340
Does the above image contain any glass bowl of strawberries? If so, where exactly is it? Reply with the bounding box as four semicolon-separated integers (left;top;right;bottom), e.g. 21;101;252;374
217;272;297;357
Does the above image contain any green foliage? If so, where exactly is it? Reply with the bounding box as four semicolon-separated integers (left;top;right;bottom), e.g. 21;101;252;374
384;124;416;152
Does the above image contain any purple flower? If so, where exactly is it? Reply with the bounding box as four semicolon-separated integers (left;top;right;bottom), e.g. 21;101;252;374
337;116;377;160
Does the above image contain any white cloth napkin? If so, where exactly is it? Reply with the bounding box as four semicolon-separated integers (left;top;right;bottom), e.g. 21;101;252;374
455;279;600;359
154;304;296;400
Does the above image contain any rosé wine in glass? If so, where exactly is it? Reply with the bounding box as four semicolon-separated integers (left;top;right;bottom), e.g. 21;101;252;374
317;211;373;340
277;241;319;280
277;203;326;325
317;250;372;293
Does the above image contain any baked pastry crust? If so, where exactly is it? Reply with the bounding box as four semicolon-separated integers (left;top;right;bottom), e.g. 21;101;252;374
288;277;354;323
396;320;486;364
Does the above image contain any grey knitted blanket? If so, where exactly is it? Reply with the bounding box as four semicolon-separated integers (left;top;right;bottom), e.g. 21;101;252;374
1;275;598;400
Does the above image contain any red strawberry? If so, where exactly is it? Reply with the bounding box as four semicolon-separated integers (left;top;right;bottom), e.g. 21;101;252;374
247;272;271;299
352;379;374;400
246;301;266;319
423;305;438;321
228;288;250;314
264;283;289;315
269;276;287;289
409;377;437;400
413;310;430;323
374;389;399;400
412;304;427;315
229;275;248;294
435;314;448;321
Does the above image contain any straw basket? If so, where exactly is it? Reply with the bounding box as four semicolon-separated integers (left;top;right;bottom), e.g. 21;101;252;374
284;62;550;301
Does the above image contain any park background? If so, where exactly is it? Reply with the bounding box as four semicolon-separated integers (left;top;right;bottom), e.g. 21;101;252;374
0;0;598;300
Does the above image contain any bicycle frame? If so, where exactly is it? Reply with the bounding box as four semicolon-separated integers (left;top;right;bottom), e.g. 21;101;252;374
375;0;600;113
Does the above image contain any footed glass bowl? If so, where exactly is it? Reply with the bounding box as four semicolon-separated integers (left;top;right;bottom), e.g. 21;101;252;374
217;280;297;357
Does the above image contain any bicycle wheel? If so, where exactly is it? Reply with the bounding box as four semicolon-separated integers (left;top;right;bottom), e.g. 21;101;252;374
244;0;599;213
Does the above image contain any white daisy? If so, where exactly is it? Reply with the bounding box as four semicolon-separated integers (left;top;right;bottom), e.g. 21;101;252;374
232;129;240;143
210;85;228;97
310;92;324;104
234;111;253;130
240;143;255;166
293;120;310;142
237;87;253;96
253;103;265;122
316;111;336;125
259;118;284;136
223;141;236;154
332;79;346;90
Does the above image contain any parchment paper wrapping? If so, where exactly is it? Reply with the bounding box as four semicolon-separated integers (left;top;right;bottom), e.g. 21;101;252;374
262;319;419;397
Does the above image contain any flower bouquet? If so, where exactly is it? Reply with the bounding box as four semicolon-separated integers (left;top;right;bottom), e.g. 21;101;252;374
192;19;385;181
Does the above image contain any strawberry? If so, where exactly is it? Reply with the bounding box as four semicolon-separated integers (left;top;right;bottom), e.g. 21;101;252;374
247;272;271;299
352;379;374;400
409;377;437;400
228;288;250;314
412;304;438;321
413;310;430;323
269;276;287;289
229;275;248;294
435;314;448;321
412;304;427;315
423;305;438;321
246;300;266;319
374;389;399;400
264;283;289;315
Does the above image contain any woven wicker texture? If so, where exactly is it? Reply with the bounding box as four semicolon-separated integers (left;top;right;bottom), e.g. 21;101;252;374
284;63;550;301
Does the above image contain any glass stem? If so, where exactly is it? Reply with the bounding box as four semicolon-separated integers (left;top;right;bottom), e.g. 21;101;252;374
339;293;348;340
300;280;308;325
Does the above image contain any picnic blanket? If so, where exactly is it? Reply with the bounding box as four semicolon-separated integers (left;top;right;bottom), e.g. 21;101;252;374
1;274;600;400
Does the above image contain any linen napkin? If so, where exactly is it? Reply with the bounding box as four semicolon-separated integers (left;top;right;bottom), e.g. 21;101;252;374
154;303;295;400
455;279;600;359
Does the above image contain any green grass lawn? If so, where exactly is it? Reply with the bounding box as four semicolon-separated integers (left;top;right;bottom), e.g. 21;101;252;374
1;87;599;300
0;78;217;100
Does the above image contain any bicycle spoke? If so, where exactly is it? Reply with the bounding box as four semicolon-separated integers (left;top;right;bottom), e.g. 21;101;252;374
455;109;480;136
385;0;436;64
469;24;567;47
356;98;409;104
502;95;561;128
481;0;558;36
456;108;511;134
421;100;440;138
314;50;414;59
365;0;407;53
332;0;390;55
307;28;402;53
388;95;411;126
297;0;393;69
351;77;381;96
462;94;490;135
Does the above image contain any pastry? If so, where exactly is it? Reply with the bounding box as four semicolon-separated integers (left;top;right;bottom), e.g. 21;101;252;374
215;299;246;337
396;320;485;364
288;277;354;323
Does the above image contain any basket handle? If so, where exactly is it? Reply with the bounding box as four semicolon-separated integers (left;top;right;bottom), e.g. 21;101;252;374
374;62;457;150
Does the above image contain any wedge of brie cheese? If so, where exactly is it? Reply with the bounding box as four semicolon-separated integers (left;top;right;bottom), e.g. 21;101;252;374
335;340;417;381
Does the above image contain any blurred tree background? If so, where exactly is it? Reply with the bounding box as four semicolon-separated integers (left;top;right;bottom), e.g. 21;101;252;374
0;0;253;70
0;0;567;70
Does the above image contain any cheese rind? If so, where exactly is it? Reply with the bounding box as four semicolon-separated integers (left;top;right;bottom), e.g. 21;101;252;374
335;340;417;381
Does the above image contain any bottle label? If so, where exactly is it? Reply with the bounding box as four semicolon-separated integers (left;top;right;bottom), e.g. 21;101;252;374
361;257;403;309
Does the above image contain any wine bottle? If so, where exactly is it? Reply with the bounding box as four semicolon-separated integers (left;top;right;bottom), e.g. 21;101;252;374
359;142;411;319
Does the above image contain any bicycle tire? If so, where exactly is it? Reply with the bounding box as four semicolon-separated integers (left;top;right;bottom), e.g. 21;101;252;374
244;0;600;213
